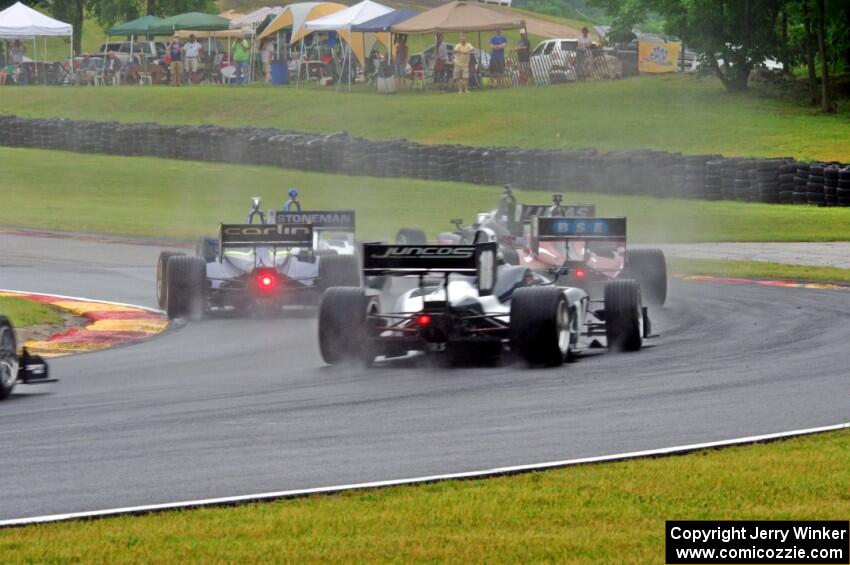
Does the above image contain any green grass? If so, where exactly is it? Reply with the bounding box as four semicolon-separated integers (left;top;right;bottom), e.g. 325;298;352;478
1;429;846;563
671;258;850;284
3;146;850;242
0;296;63;328
3;75;850;161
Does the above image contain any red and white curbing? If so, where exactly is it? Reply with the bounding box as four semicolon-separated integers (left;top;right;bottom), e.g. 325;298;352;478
0;289;167;357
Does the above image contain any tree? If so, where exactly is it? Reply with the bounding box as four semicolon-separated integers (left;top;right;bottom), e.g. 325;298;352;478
51;0;85;55
87;0;216;32
815;0;833;112
592;0;783;92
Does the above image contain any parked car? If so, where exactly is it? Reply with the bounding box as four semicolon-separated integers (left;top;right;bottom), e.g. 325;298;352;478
98;41;166;64
529;38;580;83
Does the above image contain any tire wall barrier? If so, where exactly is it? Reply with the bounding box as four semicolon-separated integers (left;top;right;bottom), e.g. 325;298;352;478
2;115;849;206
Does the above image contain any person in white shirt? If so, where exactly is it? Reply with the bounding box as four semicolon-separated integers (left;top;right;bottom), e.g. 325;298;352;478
183;34;203;84
577;27;594;79
261;39;275;83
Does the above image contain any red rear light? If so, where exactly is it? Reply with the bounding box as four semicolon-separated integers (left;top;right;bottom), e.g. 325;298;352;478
416;313;432;327
576;268;586;279
255;271;277;292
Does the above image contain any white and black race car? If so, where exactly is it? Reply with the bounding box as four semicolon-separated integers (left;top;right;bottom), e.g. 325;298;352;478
156;193;360;319
1;316;53;400
318;236;653;367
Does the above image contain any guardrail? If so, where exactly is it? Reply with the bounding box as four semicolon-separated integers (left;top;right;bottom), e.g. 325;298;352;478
1;115;847;206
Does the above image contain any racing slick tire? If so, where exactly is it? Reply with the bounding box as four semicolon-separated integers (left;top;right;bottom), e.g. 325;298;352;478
318;287;374;365
624;248;667;306
166;256;206;320
604;279;643;352
510;287;571;367
319;255;360;290
156;251;186;310
395;228;427;244
0;316;18;400
195;236;219;262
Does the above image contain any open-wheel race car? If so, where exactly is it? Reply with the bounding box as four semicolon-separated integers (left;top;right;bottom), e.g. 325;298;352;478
1;316;54;400
156;193;361;319
317;239;654;367
395;186;667;306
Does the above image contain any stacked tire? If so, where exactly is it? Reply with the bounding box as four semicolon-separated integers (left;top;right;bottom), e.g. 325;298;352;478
807;164;826;206
823;165;840;206
838;166;850;207
704;160;723;200
778;161;797;204
793;163;810;205
734;161;753;202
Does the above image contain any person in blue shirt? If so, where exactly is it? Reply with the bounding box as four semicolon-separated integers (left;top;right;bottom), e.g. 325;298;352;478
489;30;508;87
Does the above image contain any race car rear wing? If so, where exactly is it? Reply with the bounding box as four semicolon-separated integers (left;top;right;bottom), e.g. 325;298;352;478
362;242;498;296
273;210;356;232
530;217;627;255
219;223;314;255
506;203;596;235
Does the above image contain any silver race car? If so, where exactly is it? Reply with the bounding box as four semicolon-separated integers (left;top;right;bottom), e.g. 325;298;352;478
318;231;653;367
156;192;360;319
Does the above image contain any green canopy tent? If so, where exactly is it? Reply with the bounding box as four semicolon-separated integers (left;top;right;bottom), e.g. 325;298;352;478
148;12;230;34
108;15;163;35
106;15;164;62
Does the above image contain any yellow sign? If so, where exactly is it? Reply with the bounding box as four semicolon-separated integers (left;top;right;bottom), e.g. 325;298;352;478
638;40;681;73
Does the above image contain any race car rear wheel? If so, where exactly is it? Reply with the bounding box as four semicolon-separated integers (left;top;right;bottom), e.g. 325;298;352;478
624;248;667;306
166;256;206;320
395;228;427;244
319;255;360;290
195;236;219;262
0;316;19;400
510;287;570;366
604;279;643;352
318;287;373;365
156;251;185;310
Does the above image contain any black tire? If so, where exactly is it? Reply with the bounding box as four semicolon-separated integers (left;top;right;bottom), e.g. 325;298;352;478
624;248;667;306
604;279;643;352
0;316;18;400
510;287;570;366
166;255;206;319
318;254;360;290
156;251;185;310
195;236;219;262
395;228;427;244
318;287;373;364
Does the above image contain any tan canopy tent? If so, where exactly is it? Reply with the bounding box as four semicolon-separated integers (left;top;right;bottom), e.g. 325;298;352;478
391;0;524;34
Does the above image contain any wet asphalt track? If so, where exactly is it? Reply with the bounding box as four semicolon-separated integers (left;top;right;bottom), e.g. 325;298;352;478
0;232;848;520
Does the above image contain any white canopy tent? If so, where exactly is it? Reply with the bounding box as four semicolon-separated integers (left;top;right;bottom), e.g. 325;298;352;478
303;0;393;89
0;2;73;84
230;7;285;29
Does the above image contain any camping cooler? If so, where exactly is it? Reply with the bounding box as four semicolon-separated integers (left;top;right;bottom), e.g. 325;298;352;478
271;60;288;85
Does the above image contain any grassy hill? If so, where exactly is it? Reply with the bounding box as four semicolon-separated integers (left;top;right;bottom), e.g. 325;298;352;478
2;75;849;161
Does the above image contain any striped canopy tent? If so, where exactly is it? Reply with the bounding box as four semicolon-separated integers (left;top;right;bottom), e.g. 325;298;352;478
257;2;346;45
230;7;285;29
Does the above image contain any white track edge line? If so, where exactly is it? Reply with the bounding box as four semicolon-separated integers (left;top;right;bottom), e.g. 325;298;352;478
0;288;164;315
2;422;846;528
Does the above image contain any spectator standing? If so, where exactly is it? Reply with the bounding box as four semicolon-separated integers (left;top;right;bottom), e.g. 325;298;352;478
577;26;594;79
452;34;474;94
168;36;184;86
489;29;507;87
9;40;25;65
514;30;531;85
434;33;448;83
232;33;251;84
261;39;275;83
183;34;203;84
393;34;408;87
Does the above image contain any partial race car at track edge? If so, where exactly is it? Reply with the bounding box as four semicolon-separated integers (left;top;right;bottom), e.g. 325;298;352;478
1;315;54;400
